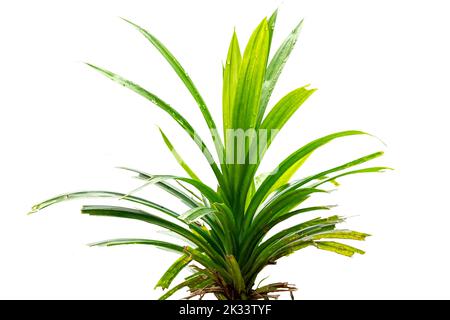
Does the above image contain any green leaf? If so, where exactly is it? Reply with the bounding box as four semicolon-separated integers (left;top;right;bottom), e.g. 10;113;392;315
179;207;216;224
255;188;326;228
312;166;393;188
245;130;368;225
240;189;326;262
243;216;341;277
85;63;224;186
269;206;334;230
155;255;192;289
158;127;200;180
265;152;312;198
29;191;179;218
81;205;209;254
223;31;241;137
314;241;365;257
267;9;278;52
232;18;270;131
308;230;370;241
158;272;207;300
226;255;245;295
82;205;231;273
261;85;316;137
117;167;201;208
275;152;386;198
121;18;224;158
119;168;222;204
258;19;304;124
89;238;184;253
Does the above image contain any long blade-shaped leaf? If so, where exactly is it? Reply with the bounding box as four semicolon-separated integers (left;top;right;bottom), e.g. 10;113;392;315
311;167;392;188
158;272;208;300
81;205;221;262
232;18;270;131
265;152;311;199
246;216;346;277
313;241;365;257
261;85;316;137
254;188;326;227
179;207;216;224
89;238;184;252
29;191;179;218
229;18;270;206
83;205;230;272
124;169;222;204
225;255;245;295
117;167;200;208
245;130;367;224
239;188;325;261
223;31;241;137
158;128;200;180
267;9;278;52
90;238;222;275
121;18;224;158
155;255;192;289
258;19;304;124
85;63;224;186
307;230;370;241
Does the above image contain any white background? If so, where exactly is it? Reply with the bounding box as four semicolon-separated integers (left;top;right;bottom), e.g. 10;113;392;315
1;0;449;299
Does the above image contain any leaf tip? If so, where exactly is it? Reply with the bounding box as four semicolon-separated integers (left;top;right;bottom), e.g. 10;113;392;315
119;16;133;26
87;241;104;247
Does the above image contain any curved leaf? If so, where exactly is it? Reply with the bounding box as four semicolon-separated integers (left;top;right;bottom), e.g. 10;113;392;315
89;238;184;252
119;167;222;204
245;130;367;225
158;127;200;180
313;241;365;257
29;191;178;218
117;167;200;208
261;85;316;136
81;205;225;266
85;63;224;186
179;207;216;224
155;254;192;289
121;18;225;159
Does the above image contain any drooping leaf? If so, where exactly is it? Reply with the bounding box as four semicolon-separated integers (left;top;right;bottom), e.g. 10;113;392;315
245;130;368;224
29;191;179;218
179;207;216;224
85;63;224;186
89;238;184;253
311;166;393;188
118;168;222;204
155;254;192;289
158;272;208;300
313;241;365;257
307;230;370;241
81;205;223;262
273;151;386;197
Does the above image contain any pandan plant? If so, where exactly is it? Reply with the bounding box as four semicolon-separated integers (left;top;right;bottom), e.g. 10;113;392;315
30;10;389;300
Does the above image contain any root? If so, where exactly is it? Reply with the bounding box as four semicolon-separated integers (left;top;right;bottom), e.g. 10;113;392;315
183;281;297;300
